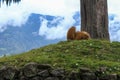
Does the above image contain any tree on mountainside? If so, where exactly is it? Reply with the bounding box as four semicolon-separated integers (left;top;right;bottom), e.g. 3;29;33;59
80;0;110;40
0;0;21;6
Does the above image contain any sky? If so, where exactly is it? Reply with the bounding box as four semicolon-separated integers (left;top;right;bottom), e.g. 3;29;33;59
0;0;120;41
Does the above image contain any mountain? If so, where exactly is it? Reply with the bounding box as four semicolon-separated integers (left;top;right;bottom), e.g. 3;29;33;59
0;13;63;56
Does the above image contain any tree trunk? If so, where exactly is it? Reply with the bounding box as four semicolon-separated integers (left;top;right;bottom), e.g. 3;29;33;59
80;0;110;40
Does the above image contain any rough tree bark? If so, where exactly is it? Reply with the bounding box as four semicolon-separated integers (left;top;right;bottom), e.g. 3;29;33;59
80;0;110;40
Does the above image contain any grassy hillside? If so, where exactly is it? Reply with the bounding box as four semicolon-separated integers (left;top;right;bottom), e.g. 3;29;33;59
0;39;120;74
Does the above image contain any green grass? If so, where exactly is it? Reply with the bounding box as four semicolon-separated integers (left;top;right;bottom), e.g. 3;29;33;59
0;39;120;74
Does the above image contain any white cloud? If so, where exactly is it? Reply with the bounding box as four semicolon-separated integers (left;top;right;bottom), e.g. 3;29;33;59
0;1;31;30
108;0;120;14
109;15;120;41
108;0;120;41
39;14;76;40
0;0;80;39
26;0;80;16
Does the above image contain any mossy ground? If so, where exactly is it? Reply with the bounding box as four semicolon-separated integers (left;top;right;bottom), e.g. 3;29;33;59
0;39;120;74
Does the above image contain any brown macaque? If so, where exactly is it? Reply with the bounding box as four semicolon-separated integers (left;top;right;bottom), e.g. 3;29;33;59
67;26;76;40
67;26;91;40
75;31;91;40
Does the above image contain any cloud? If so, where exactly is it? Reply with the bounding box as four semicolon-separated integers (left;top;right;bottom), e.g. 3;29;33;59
109;14;120;41
26;0;80;40
108;0;120;41
39;14;77;40
0;2;31;31
26;0;80;16
108;0;120;15
0;0;80;39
